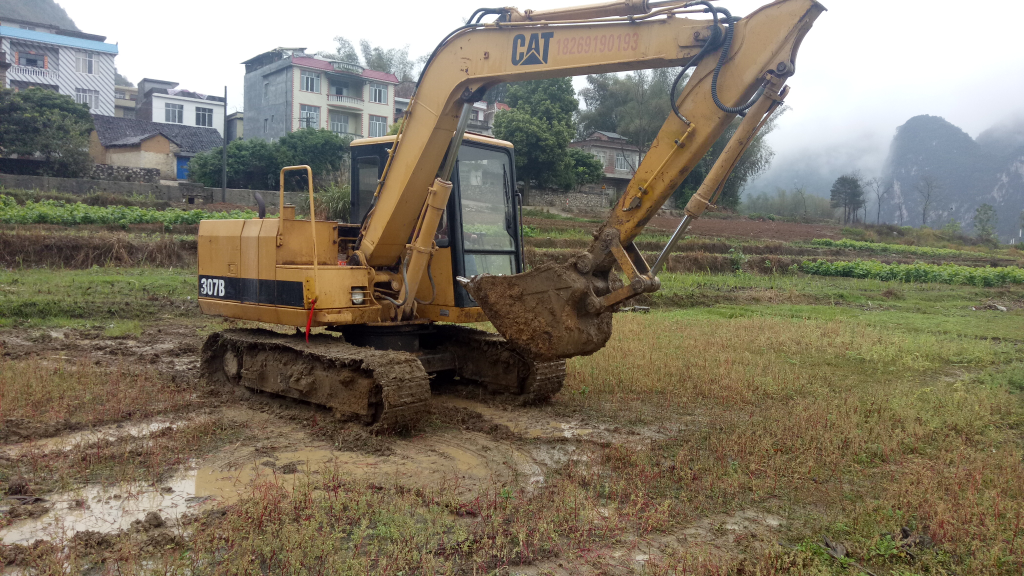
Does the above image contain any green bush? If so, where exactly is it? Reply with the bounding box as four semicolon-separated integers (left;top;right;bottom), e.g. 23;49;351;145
799;258;1024;286
811;238;988;259
296;183;351;222
0;195;255;227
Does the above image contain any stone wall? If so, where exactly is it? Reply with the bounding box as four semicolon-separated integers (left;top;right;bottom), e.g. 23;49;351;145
89;164;161;184
0;172;299;209
528;188;612;211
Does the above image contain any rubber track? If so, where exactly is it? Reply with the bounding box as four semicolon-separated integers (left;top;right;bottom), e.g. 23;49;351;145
433;325;567;403
202;329;431;429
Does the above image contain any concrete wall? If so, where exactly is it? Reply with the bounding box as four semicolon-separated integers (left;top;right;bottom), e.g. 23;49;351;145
244;58;291;142
0;172;300;209
148;93;225;137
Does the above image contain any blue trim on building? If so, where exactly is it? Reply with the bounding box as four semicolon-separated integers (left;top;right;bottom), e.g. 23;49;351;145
0;26;117;54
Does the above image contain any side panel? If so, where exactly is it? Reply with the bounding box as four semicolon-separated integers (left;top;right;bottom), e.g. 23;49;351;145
239;219;263;303
198;220;244;284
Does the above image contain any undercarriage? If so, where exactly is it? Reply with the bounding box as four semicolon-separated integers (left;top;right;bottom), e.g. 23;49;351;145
200;325;566;429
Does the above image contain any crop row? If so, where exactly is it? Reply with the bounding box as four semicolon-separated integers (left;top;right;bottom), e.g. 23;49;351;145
811;238;987;259
800;259;1024;286
0;196;256;227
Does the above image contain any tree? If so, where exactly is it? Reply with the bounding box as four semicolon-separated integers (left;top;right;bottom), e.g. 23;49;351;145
0;87;93;177
323;36;359;64
189;129;350;190
915;175;941;227
494;78;578;197
114;69;134;87
973;203;998;243
866;177;891;224
560;147;605;192
577;71;780;210
829;174;865;224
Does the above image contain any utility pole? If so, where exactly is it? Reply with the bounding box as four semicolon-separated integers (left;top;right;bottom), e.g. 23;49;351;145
221;86;227;203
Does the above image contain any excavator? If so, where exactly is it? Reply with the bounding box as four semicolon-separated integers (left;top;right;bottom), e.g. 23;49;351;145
197;0;824;427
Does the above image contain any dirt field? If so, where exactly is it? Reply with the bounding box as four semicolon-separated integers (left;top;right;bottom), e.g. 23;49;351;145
648;215;843;241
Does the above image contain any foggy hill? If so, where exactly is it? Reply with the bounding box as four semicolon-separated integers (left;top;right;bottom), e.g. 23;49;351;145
882;114;1024;240
0;0;78;30
743;137;886;199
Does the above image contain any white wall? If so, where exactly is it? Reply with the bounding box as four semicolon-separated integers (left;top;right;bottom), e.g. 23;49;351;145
150;93;225;136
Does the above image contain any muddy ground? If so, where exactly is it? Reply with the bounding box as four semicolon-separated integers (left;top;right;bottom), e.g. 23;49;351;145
0;324;725;571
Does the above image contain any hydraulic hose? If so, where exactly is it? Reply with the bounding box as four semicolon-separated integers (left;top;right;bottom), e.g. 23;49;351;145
669;1;721;123
708;6;764;115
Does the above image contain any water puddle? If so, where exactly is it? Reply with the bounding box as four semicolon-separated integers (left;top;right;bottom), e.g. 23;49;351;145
1;426;550;545
1;418;181;456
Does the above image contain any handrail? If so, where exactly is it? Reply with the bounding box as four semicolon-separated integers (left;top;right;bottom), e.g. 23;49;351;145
279;165;318;307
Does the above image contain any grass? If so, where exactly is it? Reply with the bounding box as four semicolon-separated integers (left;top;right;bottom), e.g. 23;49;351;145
1;237;1023;573
0;357;193;429
0;267;199;328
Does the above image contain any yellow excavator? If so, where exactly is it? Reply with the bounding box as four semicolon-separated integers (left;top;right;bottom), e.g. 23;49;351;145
197;0;824;427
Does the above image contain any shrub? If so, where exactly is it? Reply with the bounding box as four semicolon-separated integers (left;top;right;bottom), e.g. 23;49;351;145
799;259;1024;286
810;238;988;259
0;195;255;227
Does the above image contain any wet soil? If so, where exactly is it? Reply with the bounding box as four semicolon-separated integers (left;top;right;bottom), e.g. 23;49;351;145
0;324;683;567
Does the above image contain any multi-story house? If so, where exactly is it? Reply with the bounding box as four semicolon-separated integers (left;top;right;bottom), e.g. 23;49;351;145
242;48;399;142
135;78;225;137
568;131;642;199
114;85;137;118
0;17;118;115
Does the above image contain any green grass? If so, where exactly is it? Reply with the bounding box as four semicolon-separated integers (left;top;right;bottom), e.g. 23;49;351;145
652;271;1024;341
0;267;199;328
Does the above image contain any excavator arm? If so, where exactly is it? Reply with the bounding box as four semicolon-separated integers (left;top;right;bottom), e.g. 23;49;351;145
357;0;824;360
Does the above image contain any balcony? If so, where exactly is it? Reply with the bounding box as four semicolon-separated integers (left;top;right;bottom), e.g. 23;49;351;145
10;65;57;81
327;94;363;107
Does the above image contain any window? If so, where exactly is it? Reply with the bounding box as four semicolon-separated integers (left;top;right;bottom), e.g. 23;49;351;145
470;110;479;121
20;25;36;31
457;145;517;278
18;52;44;68
264;119;268;133
75;52;94;74
196;107;214;127
615;151;628;171
74;88;99;110
115;90;126;99
330;112;349;135
368;115;387;137
300;70;320;93
122;108;135;119
263;82;269;101
299;105;320;129
165;102;184;123
354;156;380;222
369;82;387;104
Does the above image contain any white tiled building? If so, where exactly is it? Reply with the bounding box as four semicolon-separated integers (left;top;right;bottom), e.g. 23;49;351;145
0;16;118;115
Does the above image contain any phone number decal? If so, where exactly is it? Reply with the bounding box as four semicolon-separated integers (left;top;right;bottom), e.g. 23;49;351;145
557;32;640;56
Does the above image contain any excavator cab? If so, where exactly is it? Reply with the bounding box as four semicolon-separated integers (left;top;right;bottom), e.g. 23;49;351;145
350;134;525;316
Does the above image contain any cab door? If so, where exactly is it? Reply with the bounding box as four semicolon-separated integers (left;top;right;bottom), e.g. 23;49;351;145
449;143;523;307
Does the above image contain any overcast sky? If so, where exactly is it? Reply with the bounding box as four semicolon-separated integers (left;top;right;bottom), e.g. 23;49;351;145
60;0;1024;179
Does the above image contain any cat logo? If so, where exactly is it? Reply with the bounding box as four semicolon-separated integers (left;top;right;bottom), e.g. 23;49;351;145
511;32;555;66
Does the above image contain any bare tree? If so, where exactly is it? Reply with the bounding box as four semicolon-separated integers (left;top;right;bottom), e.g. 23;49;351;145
866;177;892;224
915;175;941;227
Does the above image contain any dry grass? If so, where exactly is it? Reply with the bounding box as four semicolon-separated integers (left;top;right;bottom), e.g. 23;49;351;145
0;357;195;435
0;230;196;269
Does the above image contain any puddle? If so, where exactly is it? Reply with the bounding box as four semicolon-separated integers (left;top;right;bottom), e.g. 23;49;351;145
1;424;552;544
0;418;182;456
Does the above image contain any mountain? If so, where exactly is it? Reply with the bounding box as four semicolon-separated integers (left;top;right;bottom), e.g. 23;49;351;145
881;114;1024;240
0;0;78;30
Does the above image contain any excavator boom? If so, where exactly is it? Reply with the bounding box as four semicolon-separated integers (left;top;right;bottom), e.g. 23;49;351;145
362;0;824;360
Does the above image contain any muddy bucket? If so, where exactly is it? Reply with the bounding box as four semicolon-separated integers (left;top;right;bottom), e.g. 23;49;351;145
462;262;614;361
